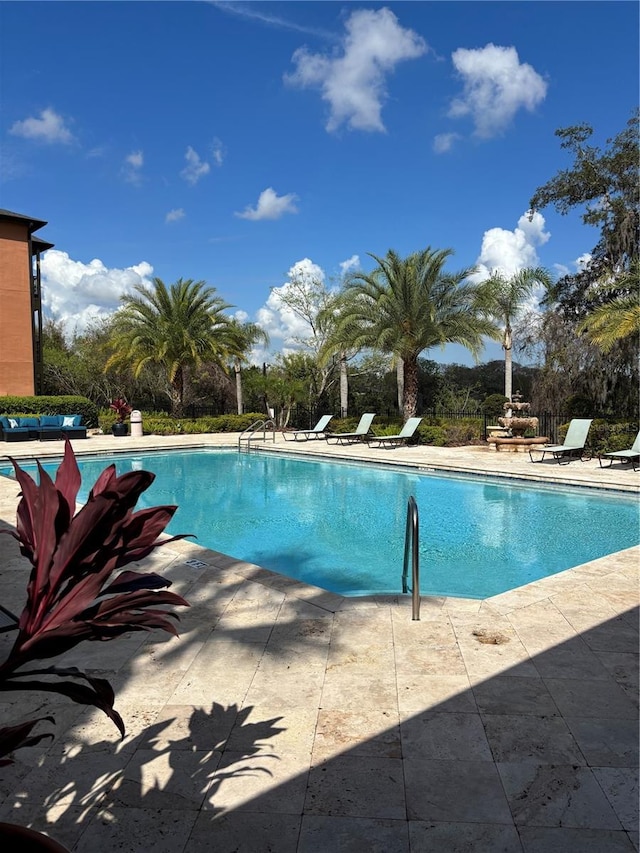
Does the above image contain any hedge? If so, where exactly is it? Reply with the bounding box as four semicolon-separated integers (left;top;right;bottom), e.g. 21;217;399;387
97;410;266;436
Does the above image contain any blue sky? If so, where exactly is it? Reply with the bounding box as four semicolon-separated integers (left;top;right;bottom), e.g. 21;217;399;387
1;1;638;366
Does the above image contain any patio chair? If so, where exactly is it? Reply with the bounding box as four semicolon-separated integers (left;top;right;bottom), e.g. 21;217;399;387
598;430;640;472
367;417;423;448
529;418;593;464
326;413;376;445
283;414;333;441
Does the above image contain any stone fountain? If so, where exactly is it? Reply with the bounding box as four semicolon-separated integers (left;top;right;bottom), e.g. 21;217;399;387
488;391;549;452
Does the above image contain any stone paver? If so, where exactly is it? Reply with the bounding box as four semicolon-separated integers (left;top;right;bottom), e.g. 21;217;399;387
0;432;637;851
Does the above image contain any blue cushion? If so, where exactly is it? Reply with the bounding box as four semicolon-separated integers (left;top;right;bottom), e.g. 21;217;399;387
0;416;10;429
19;417;39;428
40;415;62;427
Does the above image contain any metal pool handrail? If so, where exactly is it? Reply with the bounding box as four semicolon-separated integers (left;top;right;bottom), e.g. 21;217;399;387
402;496;420;621
238;418;276;452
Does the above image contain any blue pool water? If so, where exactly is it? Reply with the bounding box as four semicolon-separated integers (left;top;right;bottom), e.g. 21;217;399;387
1;449;638;599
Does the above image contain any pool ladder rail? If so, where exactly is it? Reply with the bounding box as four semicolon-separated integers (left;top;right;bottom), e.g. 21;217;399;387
402;496;421;620
238;418;276;452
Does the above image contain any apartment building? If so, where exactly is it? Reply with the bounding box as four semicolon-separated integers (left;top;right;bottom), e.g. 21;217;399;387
0;209;54;395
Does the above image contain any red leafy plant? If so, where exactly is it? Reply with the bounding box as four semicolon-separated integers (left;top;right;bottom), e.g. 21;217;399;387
109;398;132;422
0;440;190;765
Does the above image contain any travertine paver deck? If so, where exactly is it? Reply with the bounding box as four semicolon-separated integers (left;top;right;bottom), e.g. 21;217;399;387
0;432;637;852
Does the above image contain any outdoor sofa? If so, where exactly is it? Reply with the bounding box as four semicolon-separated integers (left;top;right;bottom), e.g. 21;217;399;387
0;415;87;441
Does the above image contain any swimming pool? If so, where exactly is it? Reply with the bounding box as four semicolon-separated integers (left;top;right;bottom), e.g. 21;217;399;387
1;449;638;599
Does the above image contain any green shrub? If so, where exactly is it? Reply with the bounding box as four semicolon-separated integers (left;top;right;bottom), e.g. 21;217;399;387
417;424;447;446
480;394;509;418
141;418;181;436
588;419;639;454
442;418;483;445
0;395;98;427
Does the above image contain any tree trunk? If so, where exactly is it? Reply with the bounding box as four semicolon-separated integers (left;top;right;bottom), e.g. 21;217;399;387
235;360;243;415
503;326;513;402
170;368;184;418
402;357;418;422
339;352;349;417
396;357;404;413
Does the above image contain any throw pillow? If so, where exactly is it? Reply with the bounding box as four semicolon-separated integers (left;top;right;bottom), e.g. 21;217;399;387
63;416;76;427
8;418;18;429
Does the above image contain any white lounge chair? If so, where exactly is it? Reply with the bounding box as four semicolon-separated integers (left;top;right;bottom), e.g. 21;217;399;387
283;414;333;441
529;418;593;464
326;413;376;445
367;417;423;448
598;430;640;471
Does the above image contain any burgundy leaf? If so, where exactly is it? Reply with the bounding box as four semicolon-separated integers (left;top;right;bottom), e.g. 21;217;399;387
54;439;82;517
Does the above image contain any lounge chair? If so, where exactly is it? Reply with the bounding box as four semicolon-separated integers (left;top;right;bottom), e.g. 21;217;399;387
598;430;640;471
367;417;423;448
529;418;593;464
283;414;333;441
326;413;376;445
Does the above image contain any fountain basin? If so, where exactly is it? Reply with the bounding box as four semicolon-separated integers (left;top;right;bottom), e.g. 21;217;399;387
489;436;549;452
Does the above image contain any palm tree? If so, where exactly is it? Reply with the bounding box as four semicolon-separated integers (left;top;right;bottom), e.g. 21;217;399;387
226;319;270;414
476;267;553;400
577;259;640;352
107;277;232;417
332;248;499;421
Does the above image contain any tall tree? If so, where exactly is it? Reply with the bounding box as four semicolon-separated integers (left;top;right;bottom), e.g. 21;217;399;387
226;319;270;414
530;111;639;291
274;265;346;417
476;267;552;400
107;278;232;417
527;110;639;411
331;248;499;421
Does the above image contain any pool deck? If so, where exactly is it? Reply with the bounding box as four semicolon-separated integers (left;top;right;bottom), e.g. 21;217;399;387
0;433;637;852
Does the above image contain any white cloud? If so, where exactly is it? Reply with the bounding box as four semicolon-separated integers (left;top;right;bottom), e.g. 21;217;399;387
165;208;186;223
9;108;74;144
472;211;551;282
123;150;144;184
285;7;427;133
211;137;225;166
40;249;153;336
339;254;360;276
126;150;143;169
256;258;325;346
235;187;299;221
448;44;547;138
212;1;333;38
181;146;211;185
471;211;552;321
433;132;460;154
553;253;592;281
575;253;592;271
